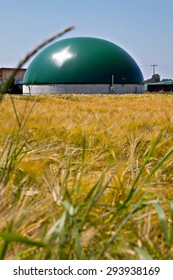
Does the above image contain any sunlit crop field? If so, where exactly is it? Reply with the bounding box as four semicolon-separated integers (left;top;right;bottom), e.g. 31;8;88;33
0;93;173;260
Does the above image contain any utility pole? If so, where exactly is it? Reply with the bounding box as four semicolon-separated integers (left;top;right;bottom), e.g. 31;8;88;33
151;64;158;75
150;64;158;82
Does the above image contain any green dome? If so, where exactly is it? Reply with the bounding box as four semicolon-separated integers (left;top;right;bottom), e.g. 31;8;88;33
24;37;144;84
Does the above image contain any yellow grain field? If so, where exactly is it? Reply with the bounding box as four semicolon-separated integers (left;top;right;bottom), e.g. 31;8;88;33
0;93;173;259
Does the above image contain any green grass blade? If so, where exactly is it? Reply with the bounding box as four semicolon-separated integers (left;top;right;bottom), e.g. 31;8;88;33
96;194;146;259
123;133;162;206
135;247;153;260
20;96;38;131
140;147;173;189
0;239;9;260
76;134;86;194
128;146;173;203
168;200;173;243
62;201;78;216
0;134;30;184
153;203;169;244
0;136;14;183
0;231;46;248
83;172;105;203
80;171;113;229
45;212;67;241
0;136;11;161
75;229;82;260
10;95;21;128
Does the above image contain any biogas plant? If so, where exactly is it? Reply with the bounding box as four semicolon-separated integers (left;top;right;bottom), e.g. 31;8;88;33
23;37;144;95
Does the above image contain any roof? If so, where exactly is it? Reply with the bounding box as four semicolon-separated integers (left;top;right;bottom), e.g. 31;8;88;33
24;37;144;85
0;67;26;71
147;80;173;85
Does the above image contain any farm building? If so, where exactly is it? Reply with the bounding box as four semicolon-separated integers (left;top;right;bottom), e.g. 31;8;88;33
146;80;173;92
0;67;26;84
23;37;144;95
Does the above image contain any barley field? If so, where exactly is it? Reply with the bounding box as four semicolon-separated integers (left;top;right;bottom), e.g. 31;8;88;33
0;93;173;260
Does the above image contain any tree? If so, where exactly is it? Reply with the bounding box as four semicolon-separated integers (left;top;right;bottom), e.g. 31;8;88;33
145;74;160;84
152;74;160;83
162;78;172;81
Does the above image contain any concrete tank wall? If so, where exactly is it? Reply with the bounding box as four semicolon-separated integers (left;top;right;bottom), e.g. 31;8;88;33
23;84;144;95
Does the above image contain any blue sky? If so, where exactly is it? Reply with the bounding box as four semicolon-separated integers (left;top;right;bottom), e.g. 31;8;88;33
0;0;172;80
